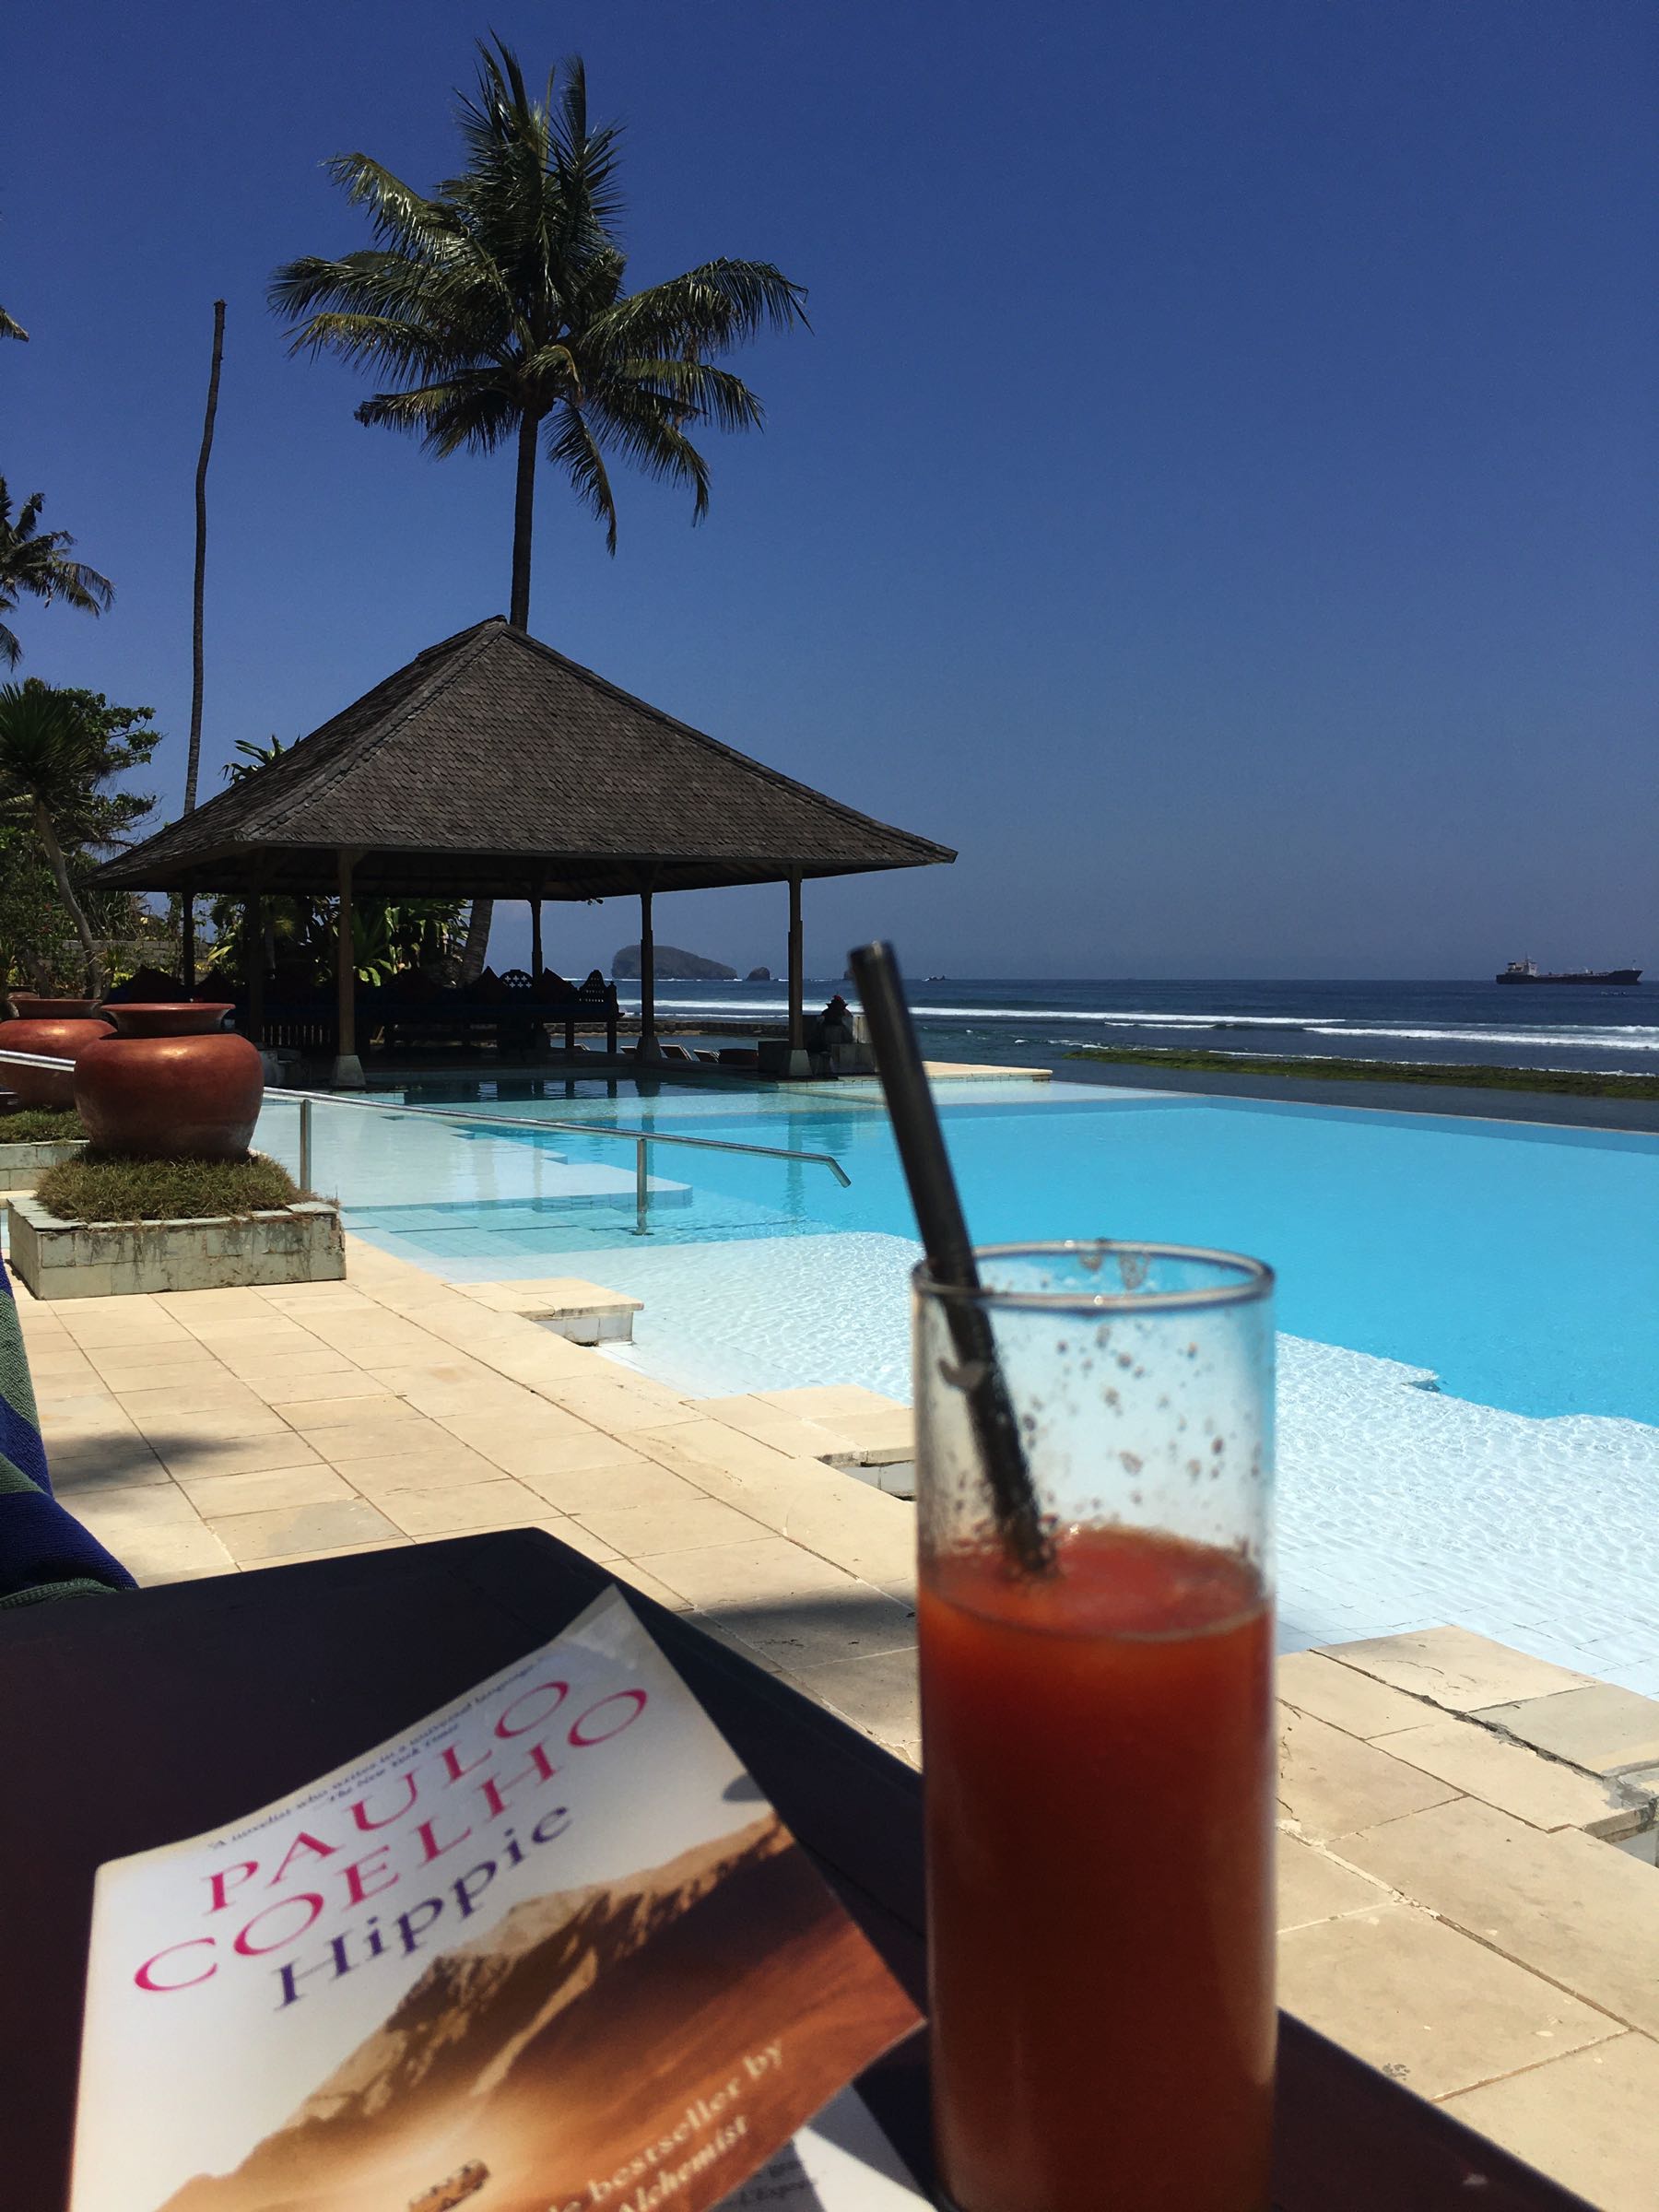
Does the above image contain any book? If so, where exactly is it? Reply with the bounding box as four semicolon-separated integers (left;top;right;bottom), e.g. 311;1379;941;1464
71;1590;923;2212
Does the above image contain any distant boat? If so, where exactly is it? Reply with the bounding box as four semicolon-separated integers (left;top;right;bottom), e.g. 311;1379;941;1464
1496;959;1642;986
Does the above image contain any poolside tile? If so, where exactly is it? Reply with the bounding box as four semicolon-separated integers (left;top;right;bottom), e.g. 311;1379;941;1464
124;1403;289;1444
1443;2035;1659;2211
274;1394;429;1432
435;1414;630;1477
1277;1901;1618;2100
124;1524;241;1584
148;1431;326;1480
245;1537;414;1567
372;1479;547;1536
149;1288;273;1323
602;1561;693;1613
325;1441;504;1490
168;1315;319;1348
528;1516;623;1565
206;1497;403;1562
1471;1685;1659;1778
112;1379;274;1421
1318;1627;1592;1714
1277;1652;1435;1738
632;1535;860;1610
1277;1708;1463;1840
1276;1834;1394;1931
243;1369;391;1408
1341;1796;1659;2033
218;1346;359;1382
66;1480;200;1534
44;1437;172;1489
177;1464;358;1516
542;1381;698;1437
789;1647;922;1759
571;1495;762;1559
1382;1716;1640;1832
516;1461;705;1517
666;1583;914;1670
753;1384;906;1421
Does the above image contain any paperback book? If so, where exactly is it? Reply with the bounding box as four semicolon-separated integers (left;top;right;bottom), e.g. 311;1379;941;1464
71;1590;922;2212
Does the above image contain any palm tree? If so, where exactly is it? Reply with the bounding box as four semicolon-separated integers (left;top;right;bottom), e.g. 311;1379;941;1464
270;37;806;973
0;680;111;992
0;480;114;668
0;305;24;342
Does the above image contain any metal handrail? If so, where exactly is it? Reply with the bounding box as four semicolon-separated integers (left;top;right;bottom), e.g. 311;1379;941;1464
0;1049;852;1236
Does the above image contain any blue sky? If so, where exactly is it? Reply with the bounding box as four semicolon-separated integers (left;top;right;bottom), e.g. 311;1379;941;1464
5;0;1653;980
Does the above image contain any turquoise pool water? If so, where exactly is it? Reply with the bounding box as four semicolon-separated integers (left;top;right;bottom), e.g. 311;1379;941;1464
287;1079;1659;1427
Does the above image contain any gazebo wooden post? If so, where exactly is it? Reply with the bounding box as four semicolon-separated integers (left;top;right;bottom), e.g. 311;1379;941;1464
529;889;544;982
245;889;265;1047
786;872;810;1077
332;848;364;1089
636;880;658;1062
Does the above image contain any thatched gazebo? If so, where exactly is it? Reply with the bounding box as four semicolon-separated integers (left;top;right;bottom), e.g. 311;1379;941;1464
94;618;953;1083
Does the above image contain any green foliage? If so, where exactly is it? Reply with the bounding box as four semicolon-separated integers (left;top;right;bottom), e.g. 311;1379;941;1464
0;1106;83;1142
269;37;806;582
35;1151;302;1224
0;479;113;668
0;683;159;993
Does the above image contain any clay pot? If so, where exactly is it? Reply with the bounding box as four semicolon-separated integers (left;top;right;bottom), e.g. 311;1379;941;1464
73;1004;265;1160
0;1003;114;1110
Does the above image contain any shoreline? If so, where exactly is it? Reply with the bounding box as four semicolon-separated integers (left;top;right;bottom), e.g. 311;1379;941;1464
1058;1050;1659;1135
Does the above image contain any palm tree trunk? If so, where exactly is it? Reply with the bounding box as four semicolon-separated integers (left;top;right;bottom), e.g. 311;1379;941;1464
182;300;226;991
510;413;537;629
460;898;493;983
34;799;105;997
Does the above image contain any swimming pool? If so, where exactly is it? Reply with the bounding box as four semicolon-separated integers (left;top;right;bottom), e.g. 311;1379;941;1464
273;1077;1659;1425
253;1076;1659;1690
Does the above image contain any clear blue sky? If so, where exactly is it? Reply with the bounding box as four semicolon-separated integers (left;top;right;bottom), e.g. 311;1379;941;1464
5;0;1653;980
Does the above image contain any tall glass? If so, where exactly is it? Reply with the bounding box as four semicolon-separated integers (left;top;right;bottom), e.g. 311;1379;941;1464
914;1242;1276;2212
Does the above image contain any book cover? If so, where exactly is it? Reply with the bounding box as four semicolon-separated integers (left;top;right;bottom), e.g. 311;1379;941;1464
70;1590;922;2212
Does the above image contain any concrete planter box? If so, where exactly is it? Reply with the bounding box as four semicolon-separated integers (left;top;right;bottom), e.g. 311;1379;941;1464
6;1189;345;1300
0;1136;86;1192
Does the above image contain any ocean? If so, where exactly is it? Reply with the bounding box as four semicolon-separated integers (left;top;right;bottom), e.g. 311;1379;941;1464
613;977;1658;1077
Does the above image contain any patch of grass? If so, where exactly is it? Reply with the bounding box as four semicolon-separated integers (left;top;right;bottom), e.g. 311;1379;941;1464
0;1106;85;1143
1064;1046;1659;1100
33;1152;302;1224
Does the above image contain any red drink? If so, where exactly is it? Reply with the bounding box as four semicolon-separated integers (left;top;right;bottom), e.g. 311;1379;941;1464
921;1524;1276;2212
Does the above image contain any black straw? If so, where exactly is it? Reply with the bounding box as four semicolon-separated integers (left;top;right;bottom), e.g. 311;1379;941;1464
848;941;1051;1575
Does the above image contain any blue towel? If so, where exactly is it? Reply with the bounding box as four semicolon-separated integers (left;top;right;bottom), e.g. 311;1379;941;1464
0;1265;135;1606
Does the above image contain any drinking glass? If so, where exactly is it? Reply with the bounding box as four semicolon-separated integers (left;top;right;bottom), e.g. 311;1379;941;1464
914;1241;1276;2212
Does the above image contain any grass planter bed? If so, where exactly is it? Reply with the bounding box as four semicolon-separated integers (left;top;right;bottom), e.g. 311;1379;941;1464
6;1152;343;1300
0;1108;88;1192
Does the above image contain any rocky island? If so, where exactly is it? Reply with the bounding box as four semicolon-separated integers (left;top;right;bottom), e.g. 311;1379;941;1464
611;944;737;982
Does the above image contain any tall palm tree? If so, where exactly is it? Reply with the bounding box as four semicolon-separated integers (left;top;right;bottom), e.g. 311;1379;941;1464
0;480;114;668
0;680;110;992
270;37;806;974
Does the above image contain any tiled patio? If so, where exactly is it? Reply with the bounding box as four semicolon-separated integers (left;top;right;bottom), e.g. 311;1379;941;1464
12;1241;1659;2209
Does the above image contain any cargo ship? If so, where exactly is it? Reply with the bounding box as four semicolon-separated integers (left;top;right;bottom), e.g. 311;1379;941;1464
1497;959;1642;986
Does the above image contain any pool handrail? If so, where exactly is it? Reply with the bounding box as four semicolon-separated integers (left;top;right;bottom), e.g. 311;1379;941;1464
0;1051;852;1235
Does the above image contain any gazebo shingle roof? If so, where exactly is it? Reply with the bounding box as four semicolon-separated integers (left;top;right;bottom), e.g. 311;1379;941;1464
94;617;954;900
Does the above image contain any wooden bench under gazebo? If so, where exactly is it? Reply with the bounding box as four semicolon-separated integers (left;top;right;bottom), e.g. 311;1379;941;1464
93;618;954;1085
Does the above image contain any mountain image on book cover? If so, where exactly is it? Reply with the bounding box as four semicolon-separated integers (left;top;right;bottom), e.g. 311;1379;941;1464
158;1814;914;2212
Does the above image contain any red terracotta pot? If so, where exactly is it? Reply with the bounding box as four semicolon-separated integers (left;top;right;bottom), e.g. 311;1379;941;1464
73;1004;265;1160
0;1006;114;1109
6;994;101;1019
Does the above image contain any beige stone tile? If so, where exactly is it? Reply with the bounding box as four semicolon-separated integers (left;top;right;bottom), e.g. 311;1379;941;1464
1277;1707;1462;1841
1277;1651;1434;1738
297;1318;453;1363
469;1335;599;1388
639;1431;919;1584
36;1390;125;1423
1276;1834;1394;1932
242;1367;388;1407
516;1460;705;1518
436;1415;636;1480
544;1380;697;1436
334;1442;511;1493
22;1348;101;1382
1384;1716;1638;1832
372;1479;546;1536
603;1561;693;1612
645;1418;809;1483
571;1494;762;1559
67;1480;199;1534
149;1288;273;1322
150;1432;325;1480
382;1371;552;1422
1318;1627;1591;1714
124;1524;240;1583
528;1516;622;1564
171;1314;318;1347
258;1285;383;1313
177;1464;357;1516
1443;2034;1659;2212
757;1385;901;1418
634;1535;859;1609
57;1303;189;1345
1341;1795;1659;2035
1473;1685;1659;1778
206;1497;403;1562
674;1583;915;1674
274;1394;429;1433
44;1437;171;1489
74;1360;228;1401
813;1409;916;1460
243;1536;414;1567
790;1646;922;1759
112;1382;309;1425
218;1344;359;1380
128;1406;290;1446
1278;1901;1618;2100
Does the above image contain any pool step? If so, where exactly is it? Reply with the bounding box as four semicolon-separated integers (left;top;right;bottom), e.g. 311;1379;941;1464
453;1275;643;1345
691;1385;916;1498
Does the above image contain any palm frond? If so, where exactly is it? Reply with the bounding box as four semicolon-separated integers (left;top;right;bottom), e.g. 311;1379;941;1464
609;356;764;434
0;619;18;667
357;373;521;456
0;304;26;343
546;408;618;551
321;154;461;258
586;391;712;522
592;260;808;357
